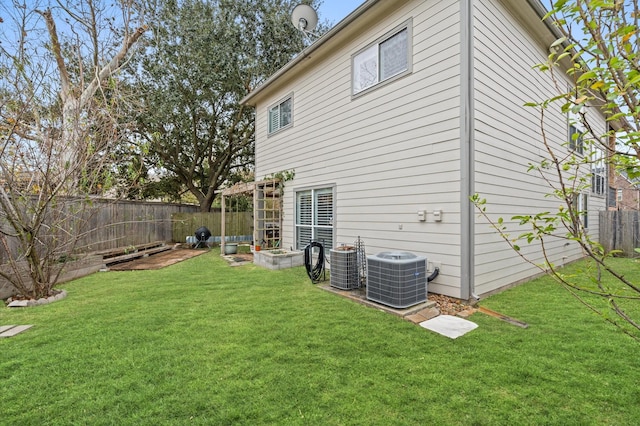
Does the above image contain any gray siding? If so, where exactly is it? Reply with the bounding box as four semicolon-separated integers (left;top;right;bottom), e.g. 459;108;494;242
472;0;606;295
250;0;608;299
255;0;464;296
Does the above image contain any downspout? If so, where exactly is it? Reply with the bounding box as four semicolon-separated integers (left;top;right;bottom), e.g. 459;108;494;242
460;0;477;301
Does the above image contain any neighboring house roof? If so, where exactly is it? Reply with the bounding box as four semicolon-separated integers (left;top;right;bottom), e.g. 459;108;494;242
241;0;554;107
618;169;640;187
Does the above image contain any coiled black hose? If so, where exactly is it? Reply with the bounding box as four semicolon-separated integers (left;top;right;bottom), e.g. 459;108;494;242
304;241;325;283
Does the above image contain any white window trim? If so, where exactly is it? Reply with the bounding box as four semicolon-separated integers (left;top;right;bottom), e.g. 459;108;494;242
567;87;586;155
267;93;293;136
294;185;335;250
591;146;606;197
568;109;585;155
572;192;589;229
351;19;413;98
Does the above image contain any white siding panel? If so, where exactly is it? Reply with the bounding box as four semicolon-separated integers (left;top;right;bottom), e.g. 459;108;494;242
473;0;561;295
255;0;463;296
472;0;607;296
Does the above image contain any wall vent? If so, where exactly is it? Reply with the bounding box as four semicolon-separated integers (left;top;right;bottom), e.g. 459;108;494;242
366;252;427;308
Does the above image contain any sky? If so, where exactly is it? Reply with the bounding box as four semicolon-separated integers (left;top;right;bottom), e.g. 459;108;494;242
317;0;554;25
318;0;364;25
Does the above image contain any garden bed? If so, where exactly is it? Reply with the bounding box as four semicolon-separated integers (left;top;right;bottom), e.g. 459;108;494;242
253;249;304;270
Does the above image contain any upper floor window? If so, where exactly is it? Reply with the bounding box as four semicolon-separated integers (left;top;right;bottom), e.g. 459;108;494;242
268;95;292;135
572;192;589;228
567;91;585;155
569;122;585;155
352;20;412;96
567;106;586;155
591;147;606;196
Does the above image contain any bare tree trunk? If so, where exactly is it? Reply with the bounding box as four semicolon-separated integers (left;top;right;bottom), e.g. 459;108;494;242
0;2;147;299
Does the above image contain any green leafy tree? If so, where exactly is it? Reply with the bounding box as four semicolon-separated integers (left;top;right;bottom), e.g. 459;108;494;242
123;0;322;211
473;0;640;339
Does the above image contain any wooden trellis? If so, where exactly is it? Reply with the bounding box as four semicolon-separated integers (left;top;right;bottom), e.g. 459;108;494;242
220;179;282;254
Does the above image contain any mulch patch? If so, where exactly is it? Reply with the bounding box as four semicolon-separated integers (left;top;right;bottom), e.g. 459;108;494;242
107;248;206;271
428;293;474;316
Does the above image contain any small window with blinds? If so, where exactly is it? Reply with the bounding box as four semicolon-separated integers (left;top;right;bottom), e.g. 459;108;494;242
296;187;334;250
352;19;412;96
268;94;293;135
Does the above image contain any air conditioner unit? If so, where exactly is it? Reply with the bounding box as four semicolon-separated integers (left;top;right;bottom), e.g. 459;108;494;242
366;252;427;308
330;247;360;290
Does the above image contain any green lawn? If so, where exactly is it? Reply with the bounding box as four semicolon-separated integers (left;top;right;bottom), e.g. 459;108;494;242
1;252;638;425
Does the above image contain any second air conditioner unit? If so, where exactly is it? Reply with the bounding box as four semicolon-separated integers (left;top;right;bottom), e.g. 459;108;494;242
330;247;360;290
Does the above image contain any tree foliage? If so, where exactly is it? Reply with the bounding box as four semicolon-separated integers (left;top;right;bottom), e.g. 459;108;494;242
123;0;321;211
547;0;640;170
473;0;640;340
0;0;146;299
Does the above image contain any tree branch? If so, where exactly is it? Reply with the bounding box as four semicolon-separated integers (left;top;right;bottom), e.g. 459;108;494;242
79;24;148;108
36;9;72;102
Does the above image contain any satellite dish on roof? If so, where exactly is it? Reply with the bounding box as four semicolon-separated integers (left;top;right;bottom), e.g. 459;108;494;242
291;4;318;34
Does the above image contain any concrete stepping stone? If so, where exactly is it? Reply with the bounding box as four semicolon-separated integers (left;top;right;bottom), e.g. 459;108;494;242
419;315;478;339
0;325;34;338
7;300;30;307
0;325;16;334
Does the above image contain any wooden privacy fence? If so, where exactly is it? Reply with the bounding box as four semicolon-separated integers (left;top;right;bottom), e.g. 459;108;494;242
0;198;200;263
79;200;200;251
599;211;640;257
172;211;253;243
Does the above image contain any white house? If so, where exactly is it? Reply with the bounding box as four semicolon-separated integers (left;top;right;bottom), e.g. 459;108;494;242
241;0;610;299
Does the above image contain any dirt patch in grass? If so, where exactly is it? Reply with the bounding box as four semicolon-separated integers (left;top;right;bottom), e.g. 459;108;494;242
108;248;207;271
229;253;253;262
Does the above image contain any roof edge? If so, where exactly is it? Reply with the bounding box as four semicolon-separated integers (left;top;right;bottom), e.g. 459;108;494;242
240;0;379;106
525;0;563;40
241;0;559;107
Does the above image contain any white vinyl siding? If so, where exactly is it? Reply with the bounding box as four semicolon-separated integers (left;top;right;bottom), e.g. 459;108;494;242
254;1;463;297
473;0;606;296
251;0;608;299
